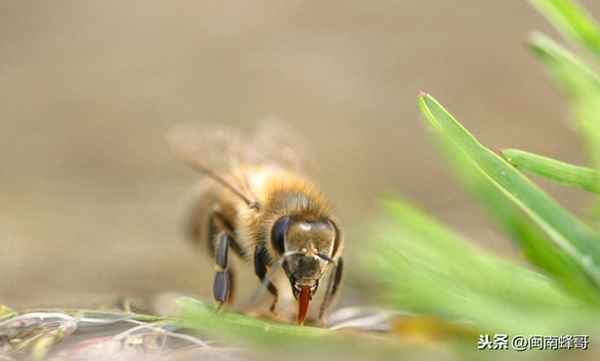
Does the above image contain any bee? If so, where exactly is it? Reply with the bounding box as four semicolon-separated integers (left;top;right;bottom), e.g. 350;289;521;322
169;124;344;325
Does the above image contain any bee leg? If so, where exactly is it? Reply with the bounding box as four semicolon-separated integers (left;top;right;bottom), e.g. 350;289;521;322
208;210;247;258
254;244;279;314
207;208;249;310
213;232;235;308
318;257;344;324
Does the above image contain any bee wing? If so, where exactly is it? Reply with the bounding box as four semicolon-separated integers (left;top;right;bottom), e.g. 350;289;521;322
242;120;312;173
167;119;312;204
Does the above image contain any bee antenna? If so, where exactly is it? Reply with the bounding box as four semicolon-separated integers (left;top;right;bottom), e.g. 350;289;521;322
183;157;259;210
316;253;335;264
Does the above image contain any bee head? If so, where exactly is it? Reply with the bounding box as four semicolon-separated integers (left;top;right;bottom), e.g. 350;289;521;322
270;216;336;299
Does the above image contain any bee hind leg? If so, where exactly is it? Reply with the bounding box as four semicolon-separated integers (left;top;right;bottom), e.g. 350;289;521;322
208;208;247;310
213;232;236;308
254;244;279;314
318;257;344;325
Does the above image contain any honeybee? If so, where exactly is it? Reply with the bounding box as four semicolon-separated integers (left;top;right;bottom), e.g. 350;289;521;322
168;124;344;325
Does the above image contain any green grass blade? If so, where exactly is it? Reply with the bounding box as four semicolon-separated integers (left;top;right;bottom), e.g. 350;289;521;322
176;297;330;345
529;32;600;96
0;304;15;319
433;132;600;303
175;297;415;359
365;199;597;334
529;32;600;168
418;93;600;294
503;148;600;193
529;0;600;56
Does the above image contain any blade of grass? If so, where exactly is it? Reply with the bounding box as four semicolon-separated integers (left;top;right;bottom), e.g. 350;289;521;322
529;32;600;169
175;297;418;359
529;32;600;97
418;93;600;296
366;198;597;334
0;304;15;320
529;0;600;56
433;132;600;303
176;297;330;344
503;148;600;193
380;199;580;309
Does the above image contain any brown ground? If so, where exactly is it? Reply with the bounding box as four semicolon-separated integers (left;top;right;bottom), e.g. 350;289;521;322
1;1;599;309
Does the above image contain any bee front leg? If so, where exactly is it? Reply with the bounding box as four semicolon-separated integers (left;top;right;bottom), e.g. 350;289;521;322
213;232;235;308
254;244;279;313
318;257;344;324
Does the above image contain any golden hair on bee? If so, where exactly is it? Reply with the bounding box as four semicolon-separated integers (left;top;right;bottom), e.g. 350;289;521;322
243;175;332;242
263;177;332;217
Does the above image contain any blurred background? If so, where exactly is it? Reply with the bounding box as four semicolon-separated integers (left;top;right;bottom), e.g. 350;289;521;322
2;0;599;309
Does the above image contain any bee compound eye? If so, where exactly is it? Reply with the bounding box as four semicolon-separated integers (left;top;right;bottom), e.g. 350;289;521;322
271;216;290;254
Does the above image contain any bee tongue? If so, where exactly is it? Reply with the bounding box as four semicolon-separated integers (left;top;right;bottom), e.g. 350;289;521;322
297;286;311;325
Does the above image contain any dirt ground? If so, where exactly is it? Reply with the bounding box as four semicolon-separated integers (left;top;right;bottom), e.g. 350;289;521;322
2;1;599;309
